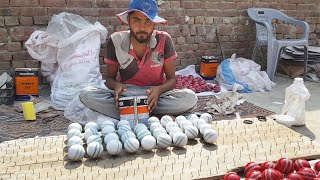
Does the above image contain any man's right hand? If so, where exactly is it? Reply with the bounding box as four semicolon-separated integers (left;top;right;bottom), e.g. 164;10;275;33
114;82;127;107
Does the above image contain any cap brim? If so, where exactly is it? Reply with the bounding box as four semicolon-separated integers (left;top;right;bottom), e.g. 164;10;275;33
116;10;167;25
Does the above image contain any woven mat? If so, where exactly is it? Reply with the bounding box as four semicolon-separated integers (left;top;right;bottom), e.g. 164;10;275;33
1;118;320;179
0;96;274;143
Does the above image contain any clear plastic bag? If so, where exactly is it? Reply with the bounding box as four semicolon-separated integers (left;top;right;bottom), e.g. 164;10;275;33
216;54;276;92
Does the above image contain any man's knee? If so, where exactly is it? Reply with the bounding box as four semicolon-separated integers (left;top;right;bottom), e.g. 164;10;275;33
183;89;198;109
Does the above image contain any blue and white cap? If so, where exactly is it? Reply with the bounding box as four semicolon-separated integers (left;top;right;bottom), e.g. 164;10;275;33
116;0;167;25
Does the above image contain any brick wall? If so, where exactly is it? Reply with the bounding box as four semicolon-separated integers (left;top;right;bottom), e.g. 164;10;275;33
0;0;320;83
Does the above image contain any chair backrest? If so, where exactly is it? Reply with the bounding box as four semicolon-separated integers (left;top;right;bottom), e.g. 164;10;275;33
247;8;289;46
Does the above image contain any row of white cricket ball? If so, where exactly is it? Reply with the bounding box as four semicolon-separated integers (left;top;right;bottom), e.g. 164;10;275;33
67;113;218;161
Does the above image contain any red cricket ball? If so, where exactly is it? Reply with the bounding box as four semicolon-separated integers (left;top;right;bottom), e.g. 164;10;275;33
246;170;262;179
244;162;261;174
315;161;320;173
298;167;316;180
261;169;283;180
287;172;304;180
260;161;276;172
224;172;240;180
275;158;294;174
293;159;311;171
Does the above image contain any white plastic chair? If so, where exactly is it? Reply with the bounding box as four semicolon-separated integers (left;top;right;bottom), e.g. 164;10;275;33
247;8;309;81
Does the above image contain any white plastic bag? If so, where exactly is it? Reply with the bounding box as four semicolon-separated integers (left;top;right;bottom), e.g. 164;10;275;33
26;12;108;109
215;54;276;92
281;78;310;126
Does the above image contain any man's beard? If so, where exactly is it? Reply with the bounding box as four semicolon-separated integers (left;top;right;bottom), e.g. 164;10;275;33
130;29;152;43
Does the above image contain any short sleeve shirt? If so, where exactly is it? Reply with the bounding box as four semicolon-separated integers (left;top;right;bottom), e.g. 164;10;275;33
104;30;177;86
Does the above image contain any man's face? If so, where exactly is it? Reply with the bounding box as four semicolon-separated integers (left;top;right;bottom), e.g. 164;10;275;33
128;11;155;43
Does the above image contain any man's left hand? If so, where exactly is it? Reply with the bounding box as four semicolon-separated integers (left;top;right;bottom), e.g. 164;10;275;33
146;86;161;112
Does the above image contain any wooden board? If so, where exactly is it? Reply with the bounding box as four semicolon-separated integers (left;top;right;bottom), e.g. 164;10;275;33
0;117;320;180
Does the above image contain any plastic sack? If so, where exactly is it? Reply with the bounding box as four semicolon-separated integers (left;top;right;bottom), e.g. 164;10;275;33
215;54;276;92
281;78;310;126
26;12;108;109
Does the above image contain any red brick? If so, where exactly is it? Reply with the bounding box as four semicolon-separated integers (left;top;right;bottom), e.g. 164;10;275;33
170;1;180;8
158;1;169;9
12;51;32;60
162;25;181;38
47;8;74;16
186;9;205;16
74;8;100;17
176;37;185;45
219;2;236;9
202;2;219;9
25;60;40;68
237;2;252;10
280;3;296;10
195;16;205;24
12;61;26;68
33;16;49;25
4;16;19;26
0;28;8;43
174;59;181;67
10;0;39;6
7;42;21;52
21;7;47;16
205;17;214;24
181;1;201;9
181;26;190;36
204;36;218;43
0;62;11;70
165;9;186;17
100;8;126;16
0;0;9;7
194;36;203;44
97;0;129;8
0;8;21;16
10;27;37;41
67;0;92;7
166;17;185;25
0;43;6;51
206;10;219;17
0;51;12;61
0;17;4;26
190;25;196;35
19;17;33;26
196;26;205;35
187;17;195;25
40;0;66;7
100;64;107;73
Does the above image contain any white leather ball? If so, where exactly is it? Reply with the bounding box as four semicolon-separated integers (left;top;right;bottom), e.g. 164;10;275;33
68;123;82;132
68;144;85;161
173;132;188;147
106;139;122;155
67;136;83;148
101;126;116;136
84;128;99;140
200;113;213;124
203;129;218;144
104;133;119;145
160;115;173;128
175;115;187;126
86;135;102;145
184;125;198;139
141;135;156;151
157;133;172;149
84;122;98;131
67;129;82;140
87;141;103;158
124;138;140;153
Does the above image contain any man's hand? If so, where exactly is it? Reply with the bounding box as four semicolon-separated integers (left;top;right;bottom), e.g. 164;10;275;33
114;83;127;107
146;86;162;112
